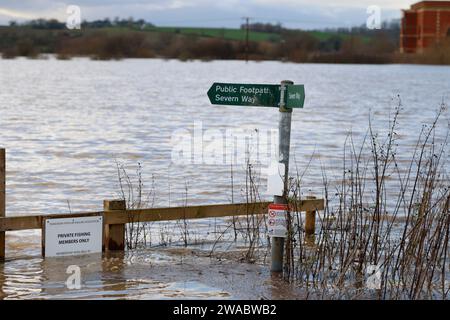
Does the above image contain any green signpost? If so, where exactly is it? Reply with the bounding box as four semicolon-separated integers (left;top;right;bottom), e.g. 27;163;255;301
207;80;306;274
207;83;305;109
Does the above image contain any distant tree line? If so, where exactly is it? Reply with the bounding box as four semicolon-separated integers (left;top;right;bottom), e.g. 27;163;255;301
8;17;154;30
241;22;284;33
10;18;66;29
81;17;154;29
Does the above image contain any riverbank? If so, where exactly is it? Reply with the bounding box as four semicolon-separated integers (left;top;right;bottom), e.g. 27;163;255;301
1;23;449;65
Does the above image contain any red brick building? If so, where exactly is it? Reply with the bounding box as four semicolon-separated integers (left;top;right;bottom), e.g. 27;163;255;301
400;1;450;53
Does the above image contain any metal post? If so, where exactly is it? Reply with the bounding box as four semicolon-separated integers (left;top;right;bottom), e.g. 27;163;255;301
271;80;293;273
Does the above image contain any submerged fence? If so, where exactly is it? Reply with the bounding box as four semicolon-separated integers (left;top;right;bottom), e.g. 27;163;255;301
0;148;324;261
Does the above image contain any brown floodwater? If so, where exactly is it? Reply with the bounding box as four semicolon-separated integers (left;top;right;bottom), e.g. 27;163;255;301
1;229;306;300
1;58;449;299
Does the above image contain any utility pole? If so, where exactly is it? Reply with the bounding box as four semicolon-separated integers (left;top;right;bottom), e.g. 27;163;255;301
242;17;251;63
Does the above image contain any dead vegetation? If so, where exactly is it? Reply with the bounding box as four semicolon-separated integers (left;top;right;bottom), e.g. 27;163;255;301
284;101;449;299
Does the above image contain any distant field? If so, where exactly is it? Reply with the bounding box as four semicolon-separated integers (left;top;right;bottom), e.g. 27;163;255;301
146;26;281;42
144;27;360;43
0;24;356;44
84;25;356;43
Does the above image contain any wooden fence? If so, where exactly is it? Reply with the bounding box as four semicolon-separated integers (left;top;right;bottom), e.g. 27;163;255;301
0;149;324;261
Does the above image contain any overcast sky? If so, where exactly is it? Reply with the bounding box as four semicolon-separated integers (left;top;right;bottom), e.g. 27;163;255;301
0;0;419;29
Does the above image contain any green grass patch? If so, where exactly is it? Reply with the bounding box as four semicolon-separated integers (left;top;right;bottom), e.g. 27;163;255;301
146;26;281;42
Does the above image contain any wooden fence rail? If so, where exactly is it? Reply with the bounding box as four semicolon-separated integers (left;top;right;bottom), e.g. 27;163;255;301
0;199;324;260
0;200;324;233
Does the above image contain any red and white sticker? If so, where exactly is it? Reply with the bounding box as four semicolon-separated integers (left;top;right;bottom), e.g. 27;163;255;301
267;203;288;238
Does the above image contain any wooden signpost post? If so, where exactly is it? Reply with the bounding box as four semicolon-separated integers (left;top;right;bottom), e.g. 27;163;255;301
208;81;305;273
0;149;5;262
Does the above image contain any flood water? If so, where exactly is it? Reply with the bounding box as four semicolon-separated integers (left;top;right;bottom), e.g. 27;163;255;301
0;58;449;299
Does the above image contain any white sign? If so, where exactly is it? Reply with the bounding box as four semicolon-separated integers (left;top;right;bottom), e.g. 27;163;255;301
44;216;103;257
267;204;288;238
267;162;285;196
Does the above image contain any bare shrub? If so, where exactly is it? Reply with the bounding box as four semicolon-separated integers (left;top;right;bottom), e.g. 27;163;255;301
284;100;449;299
116;161;155;249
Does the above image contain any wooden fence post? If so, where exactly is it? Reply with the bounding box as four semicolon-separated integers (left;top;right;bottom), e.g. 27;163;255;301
0;149;5;261
103;200;126;251
305;196;317;236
